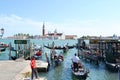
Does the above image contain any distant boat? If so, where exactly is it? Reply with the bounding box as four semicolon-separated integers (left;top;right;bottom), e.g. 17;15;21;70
34;50;42;59
44;44;74;49
44;45;74;53
45;45;67;53
0;42;9;48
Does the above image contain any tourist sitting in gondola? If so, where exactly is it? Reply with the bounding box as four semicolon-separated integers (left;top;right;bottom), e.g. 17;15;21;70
51;51;64;66
71;53;81;72
36;50;42;56
58;53;64;61
34;50;42;59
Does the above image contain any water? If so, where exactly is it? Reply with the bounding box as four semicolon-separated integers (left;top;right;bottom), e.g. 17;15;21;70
0;39;118;80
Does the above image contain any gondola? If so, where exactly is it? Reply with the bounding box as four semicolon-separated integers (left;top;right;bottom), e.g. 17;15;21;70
50;50;64;66
78;50;100;65
44;45;74;53
54;55;64;66
105;61;120;71
0;42;9;48
44;45;65;49
44;45;74;50
0;48;6;52
34;50;42;59
11;56;17;60
71;63;89;80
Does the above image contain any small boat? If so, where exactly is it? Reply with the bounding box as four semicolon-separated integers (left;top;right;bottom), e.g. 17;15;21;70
11;56;17;60
105;61;120;71
44;45;65;49
45;45;74;53
0;42;9;48
0;48;6;52
78;50;100;64
54;57;64;66
71;63;89;80
54;54;64;66
44;45;74;50
50;50;64;66
34;50;42;59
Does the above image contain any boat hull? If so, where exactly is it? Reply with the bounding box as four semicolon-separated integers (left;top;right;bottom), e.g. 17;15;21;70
44;45;74;50
79;50;99;64
71;65;89;80
105;61;120;72
0;48;6;52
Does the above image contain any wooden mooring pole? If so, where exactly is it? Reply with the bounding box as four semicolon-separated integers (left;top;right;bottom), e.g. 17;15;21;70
9;42;11;60
45;53;50;68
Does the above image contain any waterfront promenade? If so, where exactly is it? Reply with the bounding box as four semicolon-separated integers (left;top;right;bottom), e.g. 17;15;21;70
0;60;29;80
0;58;47;80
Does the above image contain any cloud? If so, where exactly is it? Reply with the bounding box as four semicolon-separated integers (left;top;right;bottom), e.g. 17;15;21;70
0;14;43;37
0;14;120;37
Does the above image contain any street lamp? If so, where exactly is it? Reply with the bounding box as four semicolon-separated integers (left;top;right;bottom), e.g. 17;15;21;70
0;28;4;38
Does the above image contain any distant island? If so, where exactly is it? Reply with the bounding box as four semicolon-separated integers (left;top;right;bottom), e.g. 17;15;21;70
4;23;77;40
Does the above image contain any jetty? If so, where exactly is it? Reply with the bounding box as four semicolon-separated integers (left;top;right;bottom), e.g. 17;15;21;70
36;60;49;72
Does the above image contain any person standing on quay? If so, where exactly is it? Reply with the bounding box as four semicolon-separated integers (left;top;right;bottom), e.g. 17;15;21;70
30;56;39;80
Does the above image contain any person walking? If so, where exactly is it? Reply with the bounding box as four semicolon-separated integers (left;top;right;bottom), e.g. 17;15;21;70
30;56;39;80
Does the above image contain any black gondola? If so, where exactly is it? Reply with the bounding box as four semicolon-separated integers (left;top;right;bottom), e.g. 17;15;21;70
0;48;6;52
71;63;89;80
44;45;74;50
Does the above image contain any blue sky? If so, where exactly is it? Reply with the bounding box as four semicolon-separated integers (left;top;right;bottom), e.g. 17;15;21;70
0;0;120;37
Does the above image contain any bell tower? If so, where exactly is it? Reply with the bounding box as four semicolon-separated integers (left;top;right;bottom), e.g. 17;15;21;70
42;23;45;36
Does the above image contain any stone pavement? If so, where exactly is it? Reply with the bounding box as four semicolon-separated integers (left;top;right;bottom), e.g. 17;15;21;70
0;60;30;80
0;59;47;80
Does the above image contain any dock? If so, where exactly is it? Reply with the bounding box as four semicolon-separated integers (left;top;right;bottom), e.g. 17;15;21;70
0;59;48;80
36;60;49;72
0;60;30;80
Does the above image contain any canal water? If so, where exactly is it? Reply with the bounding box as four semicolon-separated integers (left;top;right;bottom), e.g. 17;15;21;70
0;39;118;80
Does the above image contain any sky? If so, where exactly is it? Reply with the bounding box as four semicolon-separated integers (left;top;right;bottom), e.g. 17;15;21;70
0;0;120;38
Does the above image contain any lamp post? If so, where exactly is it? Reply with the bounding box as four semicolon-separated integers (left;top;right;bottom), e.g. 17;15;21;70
0;28;4;38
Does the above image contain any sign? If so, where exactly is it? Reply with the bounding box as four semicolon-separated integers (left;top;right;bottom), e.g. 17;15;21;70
14;40;30;44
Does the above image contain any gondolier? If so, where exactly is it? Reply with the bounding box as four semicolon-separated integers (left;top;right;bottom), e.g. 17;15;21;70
71;53;80;72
